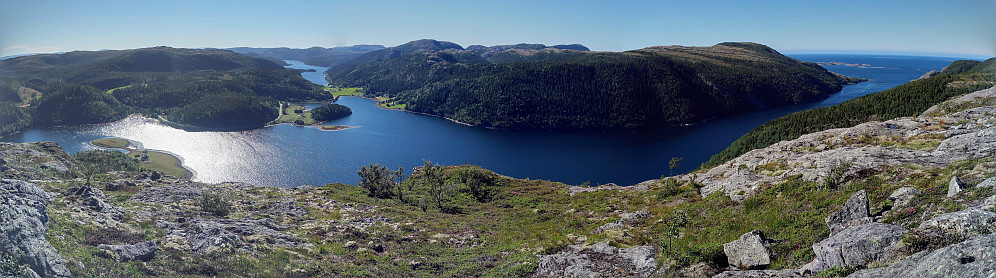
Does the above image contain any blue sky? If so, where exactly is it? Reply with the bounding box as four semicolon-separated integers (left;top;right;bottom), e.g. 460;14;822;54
1;0;993;58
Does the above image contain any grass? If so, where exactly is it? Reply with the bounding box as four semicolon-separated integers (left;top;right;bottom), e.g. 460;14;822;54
325;87;363;97
92;138;131;149
134;151;191;179
272;103;319;126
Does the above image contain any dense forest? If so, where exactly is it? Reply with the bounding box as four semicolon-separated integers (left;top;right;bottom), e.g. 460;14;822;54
704;58;996;167
311;103;353;121
227;45;386;67
326;40;864;130
0;47;328;134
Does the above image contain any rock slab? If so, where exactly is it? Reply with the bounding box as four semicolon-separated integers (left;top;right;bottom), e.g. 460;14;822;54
804;222;906;273
712;269;801;278
99;241;158;262
534;242;657;278
0;179;71;278
847;233;996;278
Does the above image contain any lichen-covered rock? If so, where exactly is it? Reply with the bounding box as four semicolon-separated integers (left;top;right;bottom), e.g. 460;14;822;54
825;190;872;235
99;241;158;262
847;233;996;278
712;269;802;278
918;208;996;237
948;176;967;198
888;187;922;208
534;242;657;277
723;230;772;270
0;179;71;278
803;222;906;274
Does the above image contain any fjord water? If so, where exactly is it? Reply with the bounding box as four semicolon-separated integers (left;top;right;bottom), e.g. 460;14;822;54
1;56;961;187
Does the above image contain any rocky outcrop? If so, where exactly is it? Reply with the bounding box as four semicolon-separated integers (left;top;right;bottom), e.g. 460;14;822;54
534;242;657;277
723;230;773;270
712;269;801;278
948;176;967;197
683;86;996;201
99;241;158;262
803;222;906;274
0;179;71;278
888;187;921;208
915;70;941;81
0;142;78;180
825;190;872;236
156;217;312;254
847;233;996;277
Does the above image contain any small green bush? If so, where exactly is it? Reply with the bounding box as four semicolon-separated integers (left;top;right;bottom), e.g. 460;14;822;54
200;192;231;217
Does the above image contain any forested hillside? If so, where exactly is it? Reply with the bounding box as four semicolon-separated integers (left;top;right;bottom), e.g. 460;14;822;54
327;40;864;130
228;45;386;67
705;58;996;167
0;47;328;134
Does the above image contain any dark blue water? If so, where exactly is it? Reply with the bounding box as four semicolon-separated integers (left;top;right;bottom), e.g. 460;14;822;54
0;55;964;187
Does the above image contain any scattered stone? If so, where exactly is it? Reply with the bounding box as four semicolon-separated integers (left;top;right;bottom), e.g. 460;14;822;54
918;208;996;237
949;176;967;197
344;241;358;250
597;211;651;232
0;179;72;278
40;161;70;173
99;241;158;262
888;187;922;208
977;177;996;188
372;243;384;253
712;269;802;278
803;222;906;274
723;230;772;270
409;260;422;270
534;242;657;277
847;233;996;277
825;190;872;235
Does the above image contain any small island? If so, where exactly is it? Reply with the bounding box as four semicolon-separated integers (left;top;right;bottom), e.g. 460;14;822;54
270;102;355;130
91;138;193;179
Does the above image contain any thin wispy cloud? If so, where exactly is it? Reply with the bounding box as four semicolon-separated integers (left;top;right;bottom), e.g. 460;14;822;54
1;45;63;56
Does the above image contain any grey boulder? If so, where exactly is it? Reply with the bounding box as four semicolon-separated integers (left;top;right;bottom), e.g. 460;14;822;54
723;230;772;270
847;233;996;278
948;176;966;198
825;190;872;235
99;241;158;262
803;222;906;273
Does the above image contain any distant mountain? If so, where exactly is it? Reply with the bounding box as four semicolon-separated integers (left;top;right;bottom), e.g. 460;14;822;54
327;39;865;130
227;45;386;67
0;47;327;134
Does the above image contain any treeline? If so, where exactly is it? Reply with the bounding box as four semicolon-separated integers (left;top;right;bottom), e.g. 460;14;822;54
704;58;996;168
328;40;860;130
0;47;328;135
